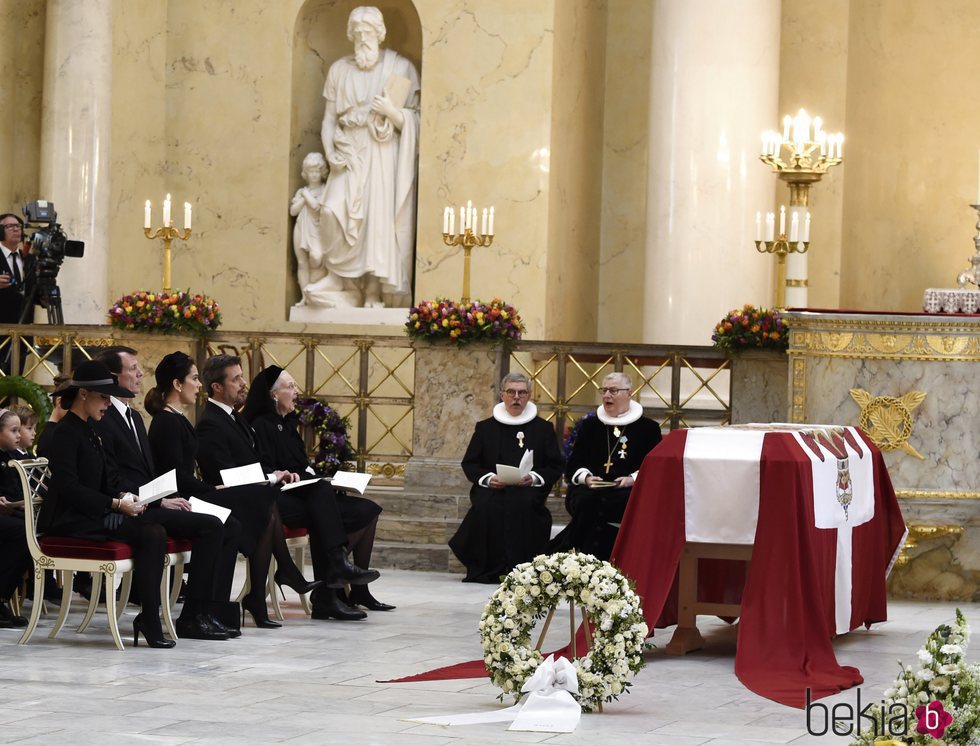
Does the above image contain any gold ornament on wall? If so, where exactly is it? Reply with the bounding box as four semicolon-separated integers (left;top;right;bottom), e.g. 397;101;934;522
850;388;926;459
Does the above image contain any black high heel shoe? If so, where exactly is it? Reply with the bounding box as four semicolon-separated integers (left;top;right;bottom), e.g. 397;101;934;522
274;570;323;599
133;613;176;648
241;595;282;629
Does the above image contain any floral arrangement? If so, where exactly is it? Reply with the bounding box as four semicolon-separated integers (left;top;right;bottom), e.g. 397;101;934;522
295;396;355;476
850;608;980;745
711;304;788;352
108;290;221;334
405;297;525;345
480;551;647;712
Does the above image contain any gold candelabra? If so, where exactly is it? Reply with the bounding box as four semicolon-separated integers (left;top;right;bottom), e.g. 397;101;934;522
442;200;494;304
144;194;192;293
756;109;844;307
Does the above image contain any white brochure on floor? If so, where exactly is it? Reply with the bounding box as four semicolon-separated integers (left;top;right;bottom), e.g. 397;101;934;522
220;462;267;487
188;497;232;524
496;449;533;485
404;655;580;733
136;469;178;507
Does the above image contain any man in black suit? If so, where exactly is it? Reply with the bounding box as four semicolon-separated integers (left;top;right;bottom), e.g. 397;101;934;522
94;345;241;640
196;354;378;612
0;214;35;374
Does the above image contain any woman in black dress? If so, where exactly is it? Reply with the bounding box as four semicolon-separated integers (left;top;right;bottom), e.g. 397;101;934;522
242;366;392;619
145;351;320;629
41;360;174;648
0;408;31;627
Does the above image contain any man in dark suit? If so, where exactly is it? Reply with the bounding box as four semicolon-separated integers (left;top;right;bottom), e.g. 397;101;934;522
196;354;378;612
95;345;241;640
0;214;35;374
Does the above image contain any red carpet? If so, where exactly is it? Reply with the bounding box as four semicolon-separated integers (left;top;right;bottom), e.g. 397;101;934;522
380;645;576;683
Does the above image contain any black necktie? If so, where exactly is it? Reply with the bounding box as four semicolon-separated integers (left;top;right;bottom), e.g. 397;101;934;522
9;252;21;285
232;410;255;447
125;408;143;454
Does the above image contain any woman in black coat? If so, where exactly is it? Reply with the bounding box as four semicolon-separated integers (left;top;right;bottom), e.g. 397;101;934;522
0;408;31;627
242;366;391;619
40;360;174;648
145;351;320;629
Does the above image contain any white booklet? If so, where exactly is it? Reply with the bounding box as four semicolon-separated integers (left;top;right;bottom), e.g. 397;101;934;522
327;470;372;495
136;469;178;507
189;496;232;524
220;462;267;487
496;450;534;485
280;477;323;492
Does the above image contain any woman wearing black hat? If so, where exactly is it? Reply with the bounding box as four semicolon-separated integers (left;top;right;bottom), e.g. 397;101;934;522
242;366;392;619
41;360;174;648
145;351;320;628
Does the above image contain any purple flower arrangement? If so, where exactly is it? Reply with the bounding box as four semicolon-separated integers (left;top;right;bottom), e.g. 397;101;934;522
405;297;526;345
295;396;355;476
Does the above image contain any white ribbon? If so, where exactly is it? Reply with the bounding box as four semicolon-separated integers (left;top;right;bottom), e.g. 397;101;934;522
405;655;582;733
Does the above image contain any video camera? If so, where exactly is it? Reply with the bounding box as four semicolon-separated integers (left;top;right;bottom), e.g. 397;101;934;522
19;200;85;324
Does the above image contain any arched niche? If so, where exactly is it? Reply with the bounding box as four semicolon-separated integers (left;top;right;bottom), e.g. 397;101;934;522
288;0;422;311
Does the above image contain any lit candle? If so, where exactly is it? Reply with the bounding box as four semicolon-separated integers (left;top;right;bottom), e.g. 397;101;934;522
163;193;171;226
837;134;844;159
766;212;775;241
789;212;799;242
448;208;455;235
459;205;465;233
803;212;811;242
144;200;151;229
184;202;192;230
755;211;762;241
760;134;766;157
442;206;449;234
818;131;827;157
488;206;494;236
481;207;488;235
466;200;472;232
782;115;791;141
779;205;786;236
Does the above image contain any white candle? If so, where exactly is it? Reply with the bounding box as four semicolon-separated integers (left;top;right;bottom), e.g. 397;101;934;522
779;205;786;236
481;207;488;235
466;200;472;231
163;193;171;226
488;206;494;236
755;211;762;241
442;207;449;234
184;202;192;230
144;200;151;229
837;134;844;159
459;205;465;233
782;115;791;141
789;212;799;242
765;212;775;241
803;212;811;242
448;208;455;235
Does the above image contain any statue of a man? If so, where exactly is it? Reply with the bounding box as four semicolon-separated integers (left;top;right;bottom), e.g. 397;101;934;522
317;6;420;308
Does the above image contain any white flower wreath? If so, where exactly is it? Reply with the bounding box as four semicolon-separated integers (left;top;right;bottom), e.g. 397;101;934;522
479;551;648;713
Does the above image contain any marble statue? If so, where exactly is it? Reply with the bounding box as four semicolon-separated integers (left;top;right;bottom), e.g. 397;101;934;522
290;153;331;306
315;5;421;309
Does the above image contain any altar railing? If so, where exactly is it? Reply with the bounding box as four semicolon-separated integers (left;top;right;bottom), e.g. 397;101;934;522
0;326;732;483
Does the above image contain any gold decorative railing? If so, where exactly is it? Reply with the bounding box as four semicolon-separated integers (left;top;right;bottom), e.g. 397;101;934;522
1;326;731;482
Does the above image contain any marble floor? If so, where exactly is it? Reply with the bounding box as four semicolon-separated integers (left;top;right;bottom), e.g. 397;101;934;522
0;568;976;745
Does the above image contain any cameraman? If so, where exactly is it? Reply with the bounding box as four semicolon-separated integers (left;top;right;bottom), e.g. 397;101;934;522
0;214;34;373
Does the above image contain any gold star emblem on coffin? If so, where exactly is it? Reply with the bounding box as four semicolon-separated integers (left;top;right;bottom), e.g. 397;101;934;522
849;388;926;459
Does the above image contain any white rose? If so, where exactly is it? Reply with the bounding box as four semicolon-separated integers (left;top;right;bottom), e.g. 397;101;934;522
546;583;560;596
539;571;553;584
530;586;541;597
504;619;515;629
917;649;934;664
611;682;622;695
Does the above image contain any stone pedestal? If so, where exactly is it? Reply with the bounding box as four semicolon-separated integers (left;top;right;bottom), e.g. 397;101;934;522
729;349;789;424
377;342;502;571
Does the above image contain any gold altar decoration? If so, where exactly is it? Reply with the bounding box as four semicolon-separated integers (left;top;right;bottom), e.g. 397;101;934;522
755;109;843;308
894;525;965;568
849;388;926;459
441;200;494;305
144;194;192;293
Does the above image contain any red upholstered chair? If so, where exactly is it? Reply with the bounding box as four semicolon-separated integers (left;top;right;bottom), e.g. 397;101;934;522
14;459;135;650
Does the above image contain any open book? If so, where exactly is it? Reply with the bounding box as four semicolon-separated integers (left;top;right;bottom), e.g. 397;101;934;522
136;469;178;507
495;450;533;486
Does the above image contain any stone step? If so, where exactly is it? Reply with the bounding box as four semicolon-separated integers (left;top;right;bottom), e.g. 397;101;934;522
373;540;464;573
377;515;460;545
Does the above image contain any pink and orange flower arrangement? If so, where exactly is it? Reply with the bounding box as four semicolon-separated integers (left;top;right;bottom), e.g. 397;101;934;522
108;290;221;334
711;304;789;352
406;297;525;345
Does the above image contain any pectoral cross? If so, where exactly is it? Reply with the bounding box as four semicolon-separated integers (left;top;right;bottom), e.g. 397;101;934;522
603;457;613;474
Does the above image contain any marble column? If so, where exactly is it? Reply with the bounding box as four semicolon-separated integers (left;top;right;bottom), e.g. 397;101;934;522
643;0;781;345
38;0;112;324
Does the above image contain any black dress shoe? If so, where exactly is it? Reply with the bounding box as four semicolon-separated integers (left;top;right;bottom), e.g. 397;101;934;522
175;613;230;641
0;601;27;628
207;614;241;639
311;589;367;621
347;587;396;612
323;547;380;588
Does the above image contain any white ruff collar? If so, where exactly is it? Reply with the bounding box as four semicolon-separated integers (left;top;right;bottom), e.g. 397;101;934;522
596;399;643;426
493;401;538;426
